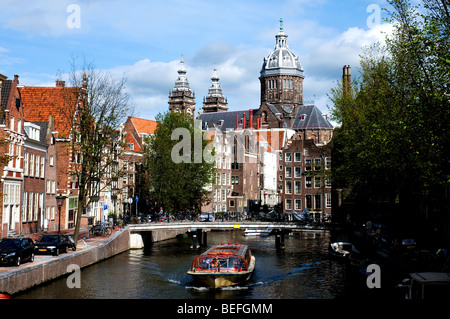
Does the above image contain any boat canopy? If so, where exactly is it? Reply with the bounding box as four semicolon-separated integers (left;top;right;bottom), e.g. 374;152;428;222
190;242;251;272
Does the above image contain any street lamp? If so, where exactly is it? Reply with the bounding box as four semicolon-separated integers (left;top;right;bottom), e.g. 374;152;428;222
56;194;67;234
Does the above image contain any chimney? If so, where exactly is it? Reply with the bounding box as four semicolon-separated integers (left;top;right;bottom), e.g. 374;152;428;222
243;112;246;129
342;65;351;93
250;109;253;129
56;80;65;88
14;74;19;83
236;114;239;129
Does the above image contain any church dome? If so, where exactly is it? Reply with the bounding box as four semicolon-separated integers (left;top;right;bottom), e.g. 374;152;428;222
260;21;303;77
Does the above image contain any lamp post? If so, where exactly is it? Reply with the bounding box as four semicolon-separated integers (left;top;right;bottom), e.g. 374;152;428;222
56;194;67;234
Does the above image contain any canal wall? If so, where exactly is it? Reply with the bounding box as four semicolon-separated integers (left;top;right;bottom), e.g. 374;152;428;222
0;226;191;295
0;228;130;295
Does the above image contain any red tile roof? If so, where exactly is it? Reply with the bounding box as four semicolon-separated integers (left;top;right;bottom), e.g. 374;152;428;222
129;117;158;135
20;86;79;138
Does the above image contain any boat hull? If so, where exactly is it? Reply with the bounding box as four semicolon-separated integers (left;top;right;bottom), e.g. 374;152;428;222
188;256;255;288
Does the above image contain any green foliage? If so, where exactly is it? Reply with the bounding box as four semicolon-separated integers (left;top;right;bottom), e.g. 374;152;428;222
144;111;215;214
329;0;449;206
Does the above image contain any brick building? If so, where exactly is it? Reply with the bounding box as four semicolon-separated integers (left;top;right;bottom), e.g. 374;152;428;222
0;74;25;238
120;116;158;217
20;81;80;231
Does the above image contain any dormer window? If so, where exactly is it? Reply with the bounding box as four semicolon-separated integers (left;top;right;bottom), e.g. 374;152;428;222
300;114;306;121
24;122;41;141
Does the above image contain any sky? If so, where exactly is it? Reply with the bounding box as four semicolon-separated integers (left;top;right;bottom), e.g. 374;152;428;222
0;0;394;125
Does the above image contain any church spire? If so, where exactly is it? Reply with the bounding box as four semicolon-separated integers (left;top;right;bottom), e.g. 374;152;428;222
202;64;228;113
173;54;192;92
168;54;195;116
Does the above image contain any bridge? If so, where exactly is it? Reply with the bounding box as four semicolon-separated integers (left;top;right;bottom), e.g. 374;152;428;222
127;221;329;249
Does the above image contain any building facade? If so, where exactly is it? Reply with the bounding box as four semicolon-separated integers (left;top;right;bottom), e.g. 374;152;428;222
0;74;25;238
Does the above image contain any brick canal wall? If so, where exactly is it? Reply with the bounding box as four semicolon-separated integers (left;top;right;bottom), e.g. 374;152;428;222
0;228;130;295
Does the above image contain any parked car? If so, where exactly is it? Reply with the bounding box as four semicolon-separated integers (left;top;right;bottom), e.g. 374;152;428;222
0;237;35;266
34;234;72;256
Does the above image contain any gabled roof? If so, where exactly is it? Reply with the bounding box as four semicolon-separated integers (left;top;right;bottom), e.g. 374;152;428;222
20;86;79;138
129;117;158;136
123;117;159;153
292;105;333;130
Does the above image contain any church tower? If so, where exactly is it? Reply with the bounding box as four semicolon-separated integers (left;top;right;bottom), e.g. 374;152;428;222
168;55;196;116
202;65;228;113
256;19;304;128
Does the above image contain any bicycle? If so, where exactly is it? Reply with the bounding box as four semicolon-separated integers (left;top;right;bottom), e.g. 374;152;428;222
89;223;112;237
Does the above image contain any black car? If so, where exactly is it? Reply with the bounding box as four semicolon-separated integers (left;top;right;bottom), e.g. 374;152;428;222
34;234;73;256
0;237;35;266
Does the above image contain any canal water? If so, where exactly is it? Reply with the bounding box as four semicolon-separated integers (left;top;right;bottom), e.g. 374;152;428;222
15;230;388;299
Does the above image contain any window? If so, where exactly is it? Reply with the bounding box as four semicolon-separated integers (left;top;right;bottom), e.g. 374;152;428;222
51;181;56;194
306;195;312;209
285;180;292;194
285;153;292;162
314;194;321;210
294;167;301;178
46;180;51;194
40;156;45;178
326;193;332;208
222;173;226;185
49;155;54;166
22;192;27;222
314;159;321;170
28;192;33;221
231;176;239;185
51;206;56;220
34;192;39;221
305;159;312;171
285;198;292;210
295;181;301;194
305;176;312;188
35;155;40;178
314;176;321;188
29;154;34;176
231;161;239;170
294;152;301;162
295;199;302;210
325;157;331;170
285;167;292;178
24;153;29;176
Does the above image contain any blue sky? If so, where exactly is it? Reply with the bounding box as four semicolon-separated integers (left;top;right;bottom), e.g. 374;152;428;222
0;0;393;123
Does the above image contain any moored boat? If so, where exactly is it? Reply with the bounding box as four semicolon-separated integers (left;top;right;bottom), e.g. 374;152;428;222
244;228;273;236
187;242;255;288
328;241;358;260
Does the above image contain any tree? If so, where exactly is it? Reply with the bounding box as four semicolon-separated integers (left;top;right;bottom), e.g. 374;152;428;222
58;59;133;242
144;111;215;216
329;0;449;222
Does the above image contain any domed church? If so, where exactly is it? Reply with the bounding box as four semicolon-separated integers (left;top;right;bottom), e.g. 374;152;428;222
171;19;333;139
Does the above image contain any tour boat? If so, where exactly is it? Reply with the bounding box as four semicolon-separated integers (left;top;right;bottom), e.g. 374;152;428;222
187;242;256;288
